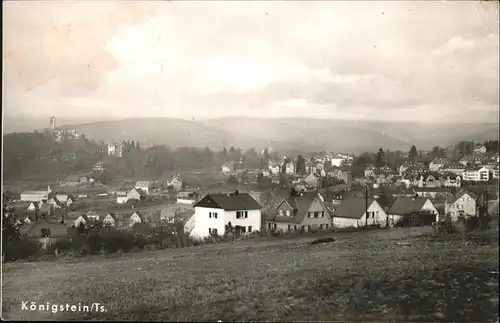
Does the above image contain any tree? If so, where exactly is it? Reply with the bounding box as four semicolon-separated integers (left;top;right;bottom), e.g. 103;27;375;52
256;172;264;183
263;148;270;165
375;148;385;168
97;170;113;185
409;145;418;162
296;155;306;175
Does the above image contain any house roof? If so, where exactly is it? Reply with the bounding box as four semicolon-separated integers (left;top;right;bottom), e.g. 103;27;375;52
194;193;262;211
332;197;376;219
135;181;150;186
21;190;48;195
413;187;454;193
387;197;430;215
105;213;118;221
85;210;99;218
444;162;466;169
129;188;147;198
431;158;448;164
20;219;68;238
268;192;325;224
445;192;475;204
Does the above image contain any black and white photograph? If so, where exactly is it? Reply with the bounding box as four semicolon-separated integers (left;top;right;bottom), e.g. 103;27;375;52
2;0;499;321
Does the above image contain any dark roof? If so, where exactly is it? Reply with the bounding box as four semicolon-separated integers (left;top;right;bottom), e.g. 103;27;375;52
194;193;262;211
387;197;430;215
332;197;376;219
105;213;118;221
413;187;454;193
20;219;68;238
267;192;326;224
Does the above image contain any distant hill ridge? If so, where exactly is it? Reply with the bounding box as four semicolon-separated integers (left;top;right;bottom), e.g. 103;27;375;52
4;116;499;154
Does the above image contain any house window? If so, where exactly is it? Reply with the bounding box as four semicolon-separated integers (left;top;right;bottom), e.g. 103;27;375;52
241;227;246;233
307;225;311;231
325;224;329;229
209;212;218;219
237;211;249;219
248;226;252;232
294;225;297;231
286;210;290;216
209;228;218;235
288;225;291;231
320;224;323;229
279;210;284;216
314;212;319;218
321;211;325;217
268;223;272;230
308;212;313;218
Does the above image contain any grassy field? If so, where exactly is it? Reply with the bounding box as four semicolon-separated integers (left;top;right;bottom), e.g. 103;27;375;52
2;227;498;321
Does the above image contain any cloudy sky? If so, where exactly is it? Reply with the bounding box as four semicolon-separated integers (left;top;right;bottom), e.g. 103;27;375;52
3;1;499;123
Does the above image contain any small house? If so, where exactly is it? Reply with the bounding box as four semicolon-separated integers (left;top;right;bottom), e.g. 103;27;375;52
135;181;150;194
127;188;147;201
332;197;388;228
103;213;118;227
387;196;439;225
444;192;477;221
129;211;144;227
166;174;183;191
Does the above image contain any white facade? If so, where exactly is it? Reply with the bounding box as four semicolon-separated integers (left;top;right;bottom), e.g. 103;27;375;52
222;165;231;174
129;212;143;227
463;167;489;182
332;201;388;228
20;191;49;202
389;199;439;223
286;163;295;175
190;206;261;239
103;214;116;227
331;157;344;167
74;216;87;227
445;193;476;221
135;182;150;194
117;196;128;204
177;198;195;205
27;202;38;212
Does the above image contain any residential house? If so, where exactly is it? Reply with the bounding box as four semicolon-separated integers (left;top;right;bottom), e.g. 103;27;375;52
266;191;331;232
93;161;105;172
399;162;425;176
63;175;80;187
429;158;448;172
400;174;424;188
269;164;281;175
481;160;498;171
116;196;128;204
261;170;271;177
285;162;295;175
492;166;499;179
440;172;462;187
304;173;319;189
74;214;89;228
413;187;455;199
135;180;151;194
222;162;234;174
129;211;144;227
27;202;39;212
20;186;51;202
38;203;52;217
108;143;124;158
85;210;100;221
190;191;262;238
473;144;487;155
460;155;483;166
103;213;118;227
56;194;75;206
403;165;429;176
444;192;477;221
330;154;346;167
79;176;89;184
387;197;439;225
419;172;445;188
166;175;183;191
127;188;147;201
332;197;389;228
364;165;376;178
327;168;352;183
441;162;466;177
177;191;198;205
462;166;489;182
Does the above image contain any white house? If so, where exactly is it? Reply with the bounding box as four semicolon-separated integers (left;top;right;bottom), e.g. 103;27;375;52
27;202;39;212
221;163;233;174
103;213;118;227
116;196;128;204
473;145;487;155
135;181;150;194
129;211;144;227
445;192;477;221
166;174;183;191
462;166;489;182
74;214;89;227
190;191;262;239
429;158;448;172
177;191;198;205
56;194;75;206
127;188;147;201
285;162;295;175
332;197;388;228
330;155;346;167
20;186;51;202
387;196;439;224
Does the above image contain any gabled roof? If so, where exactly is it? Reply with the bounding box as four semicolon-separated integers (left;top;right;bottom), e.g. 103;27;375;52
130;211;144;221
135;181;150;186
21;190;48;195
387;197;430;215
268;192;326;224
413;187;454;193
129;188;147;198
332;197;377;219
445;192;475;204
20;219;68;238
104;213;118;221
194;193;262;211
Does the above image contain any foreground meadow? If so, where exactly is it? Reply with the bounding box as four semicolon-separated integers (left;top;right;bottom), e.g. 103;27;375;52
2;227;498;321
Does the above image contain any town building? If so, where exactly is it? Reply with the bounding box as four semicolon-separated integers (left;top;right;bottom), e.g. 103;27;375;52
331;197;388;228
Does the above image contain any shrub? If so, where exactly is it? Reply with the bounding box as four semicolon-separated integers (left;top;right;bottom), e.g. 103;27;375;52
133;235;149;250
46;238;73;255
4;239;40;261
102;231;134;253
85;231;103;253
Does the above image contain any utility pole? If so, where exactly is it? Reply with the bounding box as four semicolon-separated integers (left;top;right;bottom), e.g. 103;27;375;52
365;185;369;227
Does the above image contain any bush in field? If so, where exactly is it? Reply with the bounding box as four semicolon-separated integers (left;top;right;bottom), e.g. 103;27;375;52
133;235;149;250
102;231;134;253
5;239;40;261
47;238;73;255
85;231;104;253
